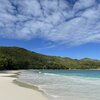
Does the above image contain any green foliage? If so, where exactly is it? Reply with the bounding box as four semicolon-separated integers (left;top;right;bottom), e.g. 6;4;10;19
0;46;100;70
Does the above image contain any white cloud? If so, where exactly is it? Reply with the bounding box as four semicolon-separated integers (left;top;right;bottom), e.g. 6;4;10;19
0;0;100;46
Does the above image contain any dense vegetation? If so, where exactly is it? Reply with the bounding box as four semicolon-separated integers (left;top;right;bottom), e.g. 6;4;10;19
0;47;100;70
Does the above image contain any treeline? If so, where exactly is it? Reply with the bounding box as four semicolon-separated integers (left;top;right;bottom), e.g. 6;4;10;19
0;47;100;70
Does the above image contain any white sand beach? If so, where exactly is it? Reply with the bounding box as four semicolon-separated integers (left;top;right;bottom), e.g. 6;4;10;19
0;71;48;100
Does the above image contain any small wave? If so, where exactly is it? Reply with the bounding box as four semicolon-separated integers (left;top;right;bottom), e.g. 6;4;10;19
43;73;61;77
39;71;42;74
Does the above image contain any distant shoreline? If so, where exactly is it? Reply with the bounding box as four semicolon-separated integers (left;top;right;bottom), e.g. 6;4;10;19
1;68;100;72
0;47;100;70
67;68;100;70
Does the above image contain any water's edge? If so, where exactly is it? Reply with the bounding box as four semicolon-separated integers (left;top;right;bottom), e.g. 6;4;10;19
13;70;100;100
13;72;50;100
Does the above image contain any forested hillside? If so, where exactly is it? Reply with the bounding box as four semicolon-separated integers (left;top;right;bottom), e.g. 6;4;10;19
0;47;100;70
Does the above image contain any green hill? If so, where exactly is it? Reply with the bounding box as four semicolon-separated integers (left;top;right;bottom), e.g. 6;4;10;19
0;46;100;70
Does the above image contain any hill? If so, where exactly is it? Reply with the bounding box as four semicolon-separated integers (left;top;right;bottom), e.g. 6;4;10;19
0;46;100;70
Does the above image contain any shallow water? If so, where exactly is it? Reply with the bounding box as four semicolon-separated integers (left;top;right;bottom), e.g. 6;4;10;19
18;70;100;100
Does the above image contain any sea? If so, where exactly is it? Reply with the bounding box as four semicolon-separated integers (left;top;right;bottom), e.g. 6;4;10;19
17;70;100;100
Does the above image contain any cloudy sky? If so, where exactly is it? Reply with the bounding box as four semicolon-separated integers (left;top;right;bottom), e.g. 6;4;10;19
0;0;100;59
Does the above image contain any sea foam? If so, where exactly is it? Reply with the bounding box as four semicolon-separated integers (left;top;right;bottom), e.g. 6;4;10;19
17;70;100;100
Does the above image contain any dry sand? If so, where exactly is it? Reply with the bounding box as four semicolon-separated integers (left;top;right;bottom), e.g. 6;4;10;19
0;71;48;100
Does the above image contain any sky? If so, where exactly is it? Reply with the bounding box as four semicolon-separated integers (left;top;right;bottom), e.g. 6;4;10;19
0;0;100;59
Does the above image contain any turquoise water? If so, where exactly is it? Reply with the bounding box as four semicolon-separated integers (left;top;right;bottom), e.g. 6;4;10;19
18;70;100;100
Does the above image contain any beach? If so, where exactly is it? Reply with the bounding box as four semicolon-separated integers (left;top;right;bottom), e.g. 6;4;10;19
1;70;100;100
0;71;48;100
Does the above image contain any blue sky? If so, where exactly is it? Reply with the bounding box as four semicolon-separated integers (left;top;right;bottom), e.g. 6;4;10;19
0;0;100;59
1;38;100;60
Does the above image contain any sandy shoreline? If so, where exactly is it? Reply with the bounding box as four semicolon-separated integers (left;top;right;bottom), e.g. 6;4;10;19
0;70;48;100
